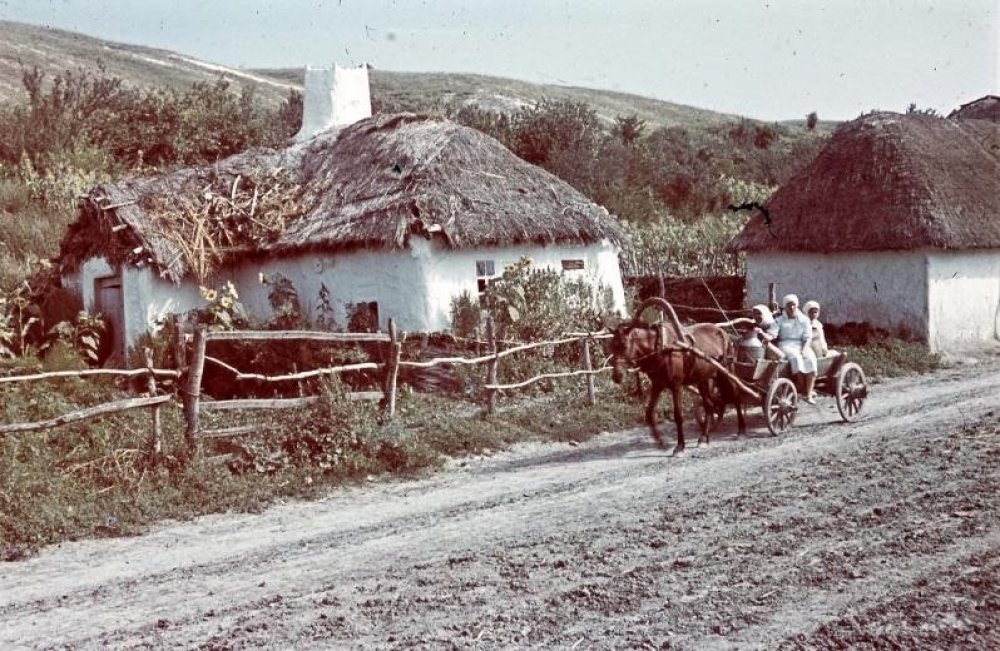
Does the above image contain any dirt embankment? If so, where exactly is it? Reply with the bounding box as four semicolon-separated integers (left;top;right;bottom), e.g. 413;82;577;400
1;360;999;650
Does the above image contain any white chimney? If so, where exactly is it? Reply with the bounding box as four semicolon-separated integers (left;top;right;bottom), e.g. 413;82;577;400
294;64;372;142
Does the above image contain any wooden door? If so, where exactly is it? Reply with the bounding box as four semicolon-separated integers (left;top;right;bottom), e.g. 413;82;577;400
94;276;125;362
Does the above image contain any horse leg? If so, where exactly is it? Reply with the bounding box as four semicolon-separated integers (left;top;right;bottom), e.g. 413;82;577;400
726;377;747;438
713;374;745;439
645;383;667;449
670;383;686;457
695;382;714;447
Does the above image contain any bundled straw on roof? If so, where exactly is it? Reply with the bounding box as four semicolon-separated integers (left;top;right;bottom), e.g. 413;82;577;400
59;113;626;284
60;146;307;283
727;112;1000;253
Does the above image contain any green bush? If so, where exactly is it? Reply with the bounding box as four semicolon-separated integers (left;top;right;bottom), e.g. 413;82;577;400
0;66;300;174
621;211;749;277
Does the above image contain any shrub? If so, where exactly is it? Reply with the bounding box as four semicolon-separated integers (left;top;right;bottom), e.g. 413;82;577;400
449;290;481;339
621;212;749;278
261;272;302;329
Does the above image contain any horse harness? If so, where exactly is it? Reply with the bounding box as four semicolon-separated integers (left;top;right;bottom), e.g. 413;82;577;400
631;323;706;382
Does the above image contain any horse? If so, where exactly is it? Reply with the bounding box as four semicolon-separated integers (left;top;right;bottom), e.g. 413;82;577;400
610;297;746;457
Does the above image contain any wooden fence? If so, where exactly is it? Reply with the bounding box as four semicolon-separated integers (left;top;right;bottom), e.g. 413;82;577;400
0;316;613;461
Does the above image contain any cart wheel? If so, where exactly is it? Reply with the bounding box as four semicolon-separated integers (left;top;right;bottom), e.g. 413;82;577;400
764;377;798;436
835;362;868;422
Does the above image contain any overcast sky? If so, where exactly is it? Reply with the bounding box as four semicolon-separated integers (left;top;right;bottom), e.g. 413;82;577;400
0;0;996;121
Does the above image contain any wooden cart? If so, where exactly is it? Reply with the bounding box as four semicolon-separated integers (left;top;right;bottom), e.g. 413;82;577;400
730;353;869;435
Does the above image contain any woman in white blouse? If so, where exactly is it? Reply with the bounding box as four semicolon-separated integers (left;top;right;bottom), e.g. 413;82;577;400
768;294;818;403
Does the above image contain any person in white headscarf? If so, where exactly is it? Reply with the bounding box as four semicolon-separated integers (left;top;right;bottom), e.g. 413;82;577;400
804;300;836;358
767;294;818;403
749;304;784;361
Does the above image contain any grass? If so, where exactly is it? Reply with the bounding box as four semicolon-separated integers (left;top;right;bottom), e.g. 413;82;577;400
0;370;643;561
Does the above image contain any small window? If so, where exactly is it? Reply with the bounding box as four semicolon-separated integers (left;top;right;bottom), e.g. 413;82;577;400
561;259;585;271
476;260;497;295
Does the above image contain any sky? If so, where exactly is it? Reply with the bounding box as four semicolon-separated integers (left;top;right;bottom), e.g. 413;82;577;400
0;0;996;121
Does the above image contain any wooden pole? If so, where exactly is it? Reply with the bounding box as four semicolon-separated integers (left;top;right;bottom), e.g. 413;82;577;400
384;319;401;418
767;282;778;314
172;314;186;370
582;336;596;406
144;348;162;462
183;326;207;454
484;315;497;416
0;395;171;435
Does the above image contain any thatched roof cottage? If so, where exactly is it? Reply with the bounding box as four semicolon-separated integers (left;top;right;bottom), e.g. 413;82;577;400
59;66;628;360
727;103;1000;352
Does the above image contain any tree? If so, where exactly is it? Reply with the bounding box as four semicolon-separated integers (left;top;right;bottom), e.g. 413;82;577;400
806;111;818;131
614;114;646;144
510;98;600;166
906;102;939;116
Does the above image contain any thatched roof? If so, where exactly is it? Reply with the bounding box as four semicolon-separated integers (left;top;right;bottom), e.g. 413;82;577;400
727;111;1000;253
60;112;626;283
948;95;1000;122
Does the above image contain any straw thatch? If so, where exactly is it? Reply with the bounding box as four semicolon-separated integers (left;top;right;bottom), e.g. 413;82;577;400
727;111;1000;253
59;112;626;283
60;145;307;283
948;95;1000;122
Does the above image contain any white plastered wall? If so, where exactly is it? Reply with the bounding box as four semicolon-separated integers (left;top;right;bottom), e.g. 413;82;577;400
224;238;626;332
68;238;626;355
69;258;201;358
412;238;627;330
926;250;1000;351
745;250;929;339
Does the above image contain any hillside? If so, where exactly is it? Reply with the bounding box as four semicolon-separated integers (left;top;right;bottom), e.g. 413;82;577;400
0;19;806;132
253;67;747;131
0;20;296;106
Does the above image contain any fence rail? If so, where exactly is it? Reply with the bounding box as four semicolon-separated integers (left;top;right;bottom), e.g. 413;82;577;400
0;317;613;460
0;394;171;436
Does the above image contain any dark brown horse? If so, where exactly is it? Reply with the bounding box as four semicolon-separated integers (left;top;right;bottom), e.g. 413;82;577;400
610;297;746;456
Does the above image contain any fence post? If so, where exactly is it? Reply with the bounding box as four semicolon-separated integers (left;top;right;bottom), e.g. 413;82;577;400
384;319;401;418
172;314;186;369
582;335;596;406
183;326;207;454
484;315;497;416
144;348;162;463
767;282;778;314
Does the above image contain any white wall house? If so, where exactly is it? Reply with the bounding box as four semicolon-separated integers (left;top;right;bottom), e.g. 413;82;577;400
63;238;626;353
729;108;1000;353
59;66;628;361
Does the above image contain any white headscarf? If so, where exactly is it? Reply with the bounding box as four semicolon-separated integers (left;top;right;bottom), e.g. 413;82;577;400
752;304;774;326
804;300;820;313
782;294;799;308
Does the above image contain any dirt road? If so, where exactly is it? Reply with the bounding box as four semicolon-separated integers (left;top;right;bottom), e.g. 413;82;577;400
2;360;1000;650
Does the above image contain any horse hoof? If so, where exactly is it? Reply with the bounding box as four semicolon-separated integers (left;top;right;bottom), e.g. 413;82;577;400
652;436;667;450
670;447;685;458
696;439;708;448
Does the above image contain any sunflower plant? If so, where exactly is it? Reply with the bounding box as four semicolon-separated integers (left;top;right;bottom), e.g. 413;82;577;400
197;281;246;331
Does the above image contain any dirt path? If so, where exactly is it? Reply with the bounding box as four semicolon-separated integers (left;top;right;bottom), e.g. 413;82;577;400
2;361;1000;650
